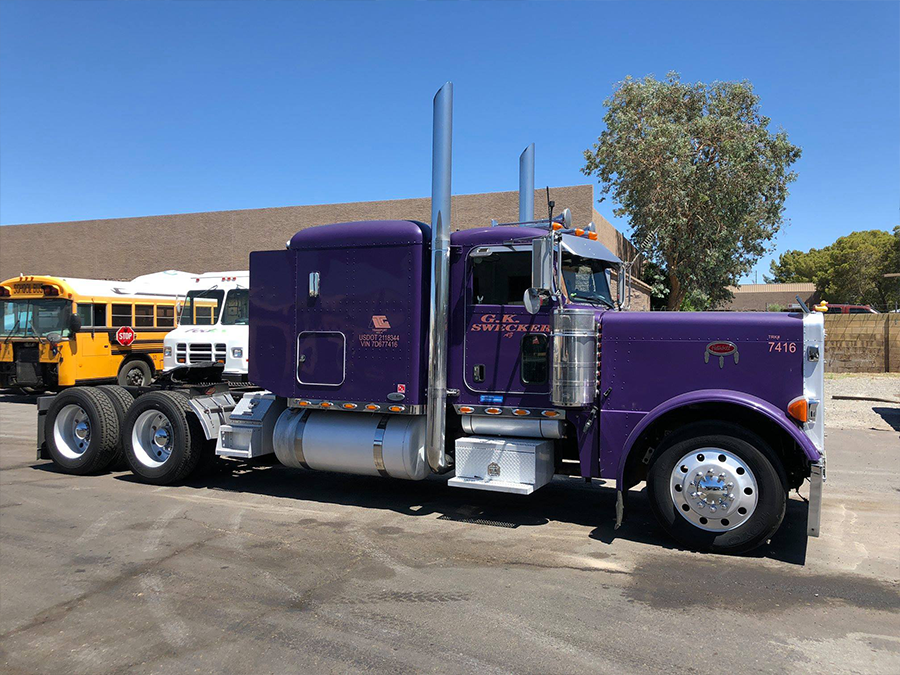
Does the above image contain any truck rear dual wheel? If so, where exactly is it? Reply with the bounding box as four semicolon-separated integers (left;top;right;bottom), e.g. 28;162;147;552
122;391;204;485
96;385;135;469
646;422;787;555
46;387;120;474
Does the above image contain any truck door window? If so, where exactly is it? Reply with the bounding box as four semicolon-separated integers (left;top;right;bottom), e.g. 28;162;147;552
472;251;531;305
521;333;549;384
221;289;250;325
111;304;132;327
76;303;93;328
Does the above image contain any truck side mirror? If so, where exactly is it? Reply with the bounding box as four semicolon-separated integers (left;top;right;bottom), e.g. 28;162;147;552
532;237;553;292
68;313;82;335
524;288;546;315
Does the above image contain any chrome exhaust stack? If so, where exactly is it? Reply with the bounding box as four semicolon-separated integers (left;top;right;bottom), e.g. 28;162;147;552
426;82;453;474
519;143;535;222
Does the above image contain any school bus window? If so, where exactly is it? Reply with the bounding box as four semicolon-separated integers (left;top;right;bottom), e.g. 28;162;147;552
93;304;107;327
157;305;175;328
135;304;154;327
111;304;132;327
76;303;93;328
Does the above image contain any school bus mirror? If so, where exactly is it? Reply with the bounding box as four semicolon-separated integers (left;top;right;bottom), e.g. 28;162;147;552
68;314;83;335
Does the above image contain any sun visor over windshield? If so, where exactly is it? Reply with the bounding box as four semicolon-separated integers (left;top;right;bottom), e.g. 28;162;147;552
559;233;621;265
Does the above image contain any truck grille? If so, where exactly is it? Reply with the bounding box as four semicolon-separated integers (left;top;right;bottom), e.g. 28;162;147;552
177;343;227;364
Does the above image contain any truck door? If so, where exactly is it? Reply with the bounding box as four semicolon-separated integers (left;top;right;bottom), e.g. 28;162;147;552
464;247;551;397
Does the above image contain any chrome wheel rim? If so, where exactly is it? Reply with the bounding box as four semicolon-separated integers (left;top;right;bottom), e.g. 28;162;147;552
670;448;759;532
131;409;174;468
53;404;91;459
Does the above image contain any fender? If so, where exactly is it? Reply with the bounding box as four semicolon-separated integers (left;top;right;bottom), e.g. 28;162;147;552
615;388;821;485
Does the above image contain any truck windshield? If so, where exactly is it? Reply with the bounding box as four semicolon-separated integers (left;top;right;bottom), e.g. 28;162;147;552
2;298;74;337
561;254;614;308
179;289;225;325
221;289;249;325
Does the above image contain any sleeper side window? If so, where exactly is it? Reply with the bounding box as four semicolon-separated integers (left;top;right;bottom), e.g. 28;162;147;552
93;304;107;327
471;250;532;305
521;333;549;384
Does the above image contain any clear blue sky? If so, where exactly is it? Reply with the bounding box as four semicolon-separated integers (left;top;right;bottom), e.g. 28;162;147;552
1;1;897;282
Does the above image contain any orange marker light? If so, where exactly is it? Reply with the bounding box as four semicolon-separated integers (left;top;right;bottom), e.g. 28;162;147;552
552;223;563;231
342;403;357;409
541;410;560;418
320;402;333;408
298;400;310;407
588;232;598;241
365;404;380;411
575;229;584;237
787;397;808;423
513;409;530;416
485;407;502;415
459;406;474;414
388;405;405;413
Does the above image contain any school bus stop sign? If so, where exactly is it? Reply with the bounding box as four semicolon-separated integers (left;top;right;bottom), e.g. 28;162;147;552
115;326;136;347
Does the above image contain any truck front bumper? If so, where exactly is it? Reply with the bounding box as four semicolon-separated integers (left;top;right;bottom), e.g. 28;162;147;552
807;459;825;537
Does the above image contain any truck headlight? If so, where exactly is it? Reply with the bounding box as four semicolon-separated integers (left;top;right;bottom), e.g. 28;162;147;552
232;347;243;358
164;346;172;357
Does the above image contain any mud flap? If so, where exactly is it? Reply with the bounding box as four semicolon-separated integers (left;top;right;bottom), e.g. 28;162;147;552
807;461;825;537
615;489;625;530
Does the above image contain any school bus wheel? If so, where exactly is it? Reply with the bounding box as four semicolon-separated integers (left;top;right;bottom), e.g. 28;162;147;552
45;387;120;474
117;359;152;387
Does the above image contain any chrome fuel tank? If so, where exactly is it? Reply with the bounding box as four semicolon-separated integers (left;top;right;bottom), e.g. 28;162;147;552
551;308;598;408
273;410;428;480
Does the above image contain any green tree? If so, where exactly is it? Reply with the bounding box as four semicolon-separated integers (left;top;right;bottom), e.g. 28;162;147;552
768;229;900;307
583;72;801;310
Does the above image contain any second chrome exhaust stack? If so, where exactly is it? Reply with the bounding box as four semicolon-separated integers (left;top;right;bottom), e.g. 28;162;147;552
426;82;453;474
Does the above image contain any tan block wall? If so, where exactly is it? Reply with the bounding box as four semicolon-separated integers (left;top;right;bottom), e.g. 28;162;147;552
0;185;600;281
824;314;900;373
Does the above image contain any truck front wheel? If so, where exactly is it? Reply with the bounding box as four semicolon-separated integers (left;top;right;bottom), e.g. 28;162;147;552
646;422;786;554
123;391;203;485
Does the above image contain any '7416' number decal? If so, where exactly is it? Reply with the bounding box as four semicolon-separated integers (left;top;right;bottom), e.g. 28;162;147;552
768;341;797;353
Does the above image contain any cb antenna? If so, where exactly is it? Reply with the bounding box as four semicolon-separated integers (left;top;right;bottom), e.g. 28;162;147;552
546;186;554;225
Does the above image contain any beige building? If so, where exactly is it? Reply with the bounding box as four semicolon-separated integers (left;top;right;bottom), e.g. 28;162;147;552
724;282;819;312
0;184;651;309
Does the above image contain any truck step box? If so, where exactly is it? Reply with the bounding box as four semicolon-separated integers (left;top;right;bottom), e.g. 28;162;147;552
449;436;554;495
216;392;285;459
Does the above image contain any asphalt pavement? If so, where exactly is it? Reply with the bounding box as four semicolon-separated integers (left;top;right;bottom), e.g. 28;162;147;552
1;393;898;674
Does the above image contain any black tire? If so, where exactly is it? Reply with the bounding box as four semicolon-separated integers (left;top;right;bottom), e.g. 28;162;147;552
122;391;203;485
646;422;787;554
117;359;152;387
45;387;119;474
96;385;135;469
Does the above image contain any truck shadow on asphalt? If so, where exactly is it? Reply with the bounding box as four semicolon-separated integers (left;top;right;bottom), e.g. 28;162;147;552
107;459;810;565
873;406;900;432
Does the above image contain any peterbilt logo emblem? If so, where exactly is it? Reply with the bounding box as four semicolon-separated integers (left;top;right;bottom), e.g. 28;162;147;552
705;341;739;368
369;315;391;333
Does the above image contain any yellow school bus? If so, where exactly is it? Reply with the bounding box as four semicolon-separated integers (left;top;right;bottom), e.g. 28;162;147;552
0;272;190;391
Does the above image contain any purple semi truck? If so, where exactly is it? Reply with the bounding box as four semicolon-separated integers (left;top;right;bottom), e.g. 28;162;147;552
36;84;825;554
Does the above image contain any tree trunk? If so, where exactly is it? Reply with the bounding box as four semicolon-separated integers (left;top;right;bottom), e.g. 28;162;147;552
667;271;684;311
